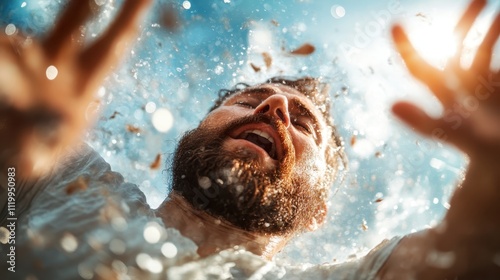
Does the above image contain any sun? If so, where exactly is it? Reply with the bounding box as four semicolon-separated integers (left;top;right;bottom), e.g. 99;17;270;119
406;17;458;68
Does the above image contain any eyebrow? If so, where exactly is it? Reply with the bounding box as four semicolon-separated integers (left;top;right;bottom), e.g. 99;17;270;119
234;87;324;144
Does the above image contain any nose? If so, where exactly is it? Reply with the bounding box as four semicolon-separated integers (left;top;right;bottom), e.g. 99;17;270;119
253;94;291;128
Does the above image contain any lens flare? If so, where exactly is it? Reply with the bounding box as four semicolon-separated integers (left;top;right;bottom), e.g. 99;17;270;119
407;20;457;68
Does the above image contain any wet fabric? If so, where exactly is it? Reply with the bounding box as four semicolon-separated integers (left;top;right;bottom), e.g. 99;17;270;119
0;143;400;279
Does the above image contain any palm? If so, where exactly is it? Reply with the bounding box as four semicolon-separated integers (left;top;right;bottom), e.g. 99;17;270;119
0;0;151;177
392;0;500;162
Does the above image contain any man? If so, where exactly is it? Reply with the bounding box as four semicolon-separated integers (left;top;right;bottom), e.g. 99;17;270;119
1;0;500;279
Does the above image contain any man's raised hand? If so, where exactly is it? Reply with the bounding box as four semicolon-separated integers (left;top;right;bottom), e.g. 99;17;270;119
0;0;151;178
390;0;500;277
391;0;500;160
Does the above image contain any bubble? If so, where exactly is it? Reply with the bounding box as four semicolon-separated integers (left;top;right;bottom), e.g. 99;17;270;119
136;253;163;273
111;260;128;274
198;176;211;189
78;264;94;279
143;222;162;244
5;24;16;36
146;258;163;273
46;65;58;80
97;87;106;98
152;108;174;133
134;109;143;120
182;1;191;9
331;5;346;19
214;65;224;75
161;242;178;258
145;102;157;113
136;253;151;269
426;250;456;268
61;232;78;252
248;29;272;52
21;2;27;8
351;138;375;158
109;239;126;255
224;0;231;3
235;185;243;195
111;217;128;231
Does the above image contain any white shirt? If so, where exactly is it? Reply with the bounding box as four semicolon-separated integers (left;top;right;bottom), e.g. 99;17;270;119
0;143;401;279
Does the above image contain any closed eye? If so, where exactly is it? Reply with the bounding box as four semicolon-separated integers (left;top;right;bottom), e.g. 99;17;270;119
235;101;256;109
292;118;312;134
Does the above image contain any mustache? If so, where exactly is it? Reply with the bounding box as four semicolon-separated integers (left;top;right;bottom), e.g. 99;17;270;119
223;114;274;135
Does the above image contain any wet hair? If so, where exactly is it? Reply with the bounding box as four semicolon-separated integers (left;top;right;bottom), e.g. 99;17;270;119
209;76;347;194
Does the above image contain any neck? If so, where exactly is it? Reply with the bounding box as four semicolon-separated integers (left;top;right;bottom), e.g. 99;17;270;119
155;193;291;259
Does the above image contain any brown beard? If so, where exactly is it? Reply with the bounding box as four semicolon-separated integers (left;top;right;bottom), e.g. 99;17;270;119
171;115;326;234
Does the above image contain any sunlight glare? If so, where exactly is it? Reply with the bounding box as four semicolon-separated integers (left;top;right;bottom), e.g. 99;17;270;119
408;21;457;68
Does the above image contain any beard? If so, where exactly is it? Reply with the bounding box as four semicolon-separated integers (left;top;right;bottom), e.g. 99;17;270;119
171;114;327;235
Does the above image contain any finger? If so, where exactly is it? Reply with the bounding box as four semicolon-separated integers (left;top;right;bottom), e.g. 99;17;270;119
451;0;487;66
43;0;95;59
78;0;152;93
392;25;437;80
392;101;473;152
471;12;500;71
392;25;454;105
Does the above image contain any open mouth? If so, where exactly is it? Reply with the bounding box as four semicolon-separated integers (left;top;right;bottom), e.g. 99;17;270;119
235;130;278;160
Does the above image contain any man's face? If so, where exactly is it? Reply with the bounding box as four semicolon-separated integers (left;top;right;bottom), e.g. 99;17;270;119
172;83;331;234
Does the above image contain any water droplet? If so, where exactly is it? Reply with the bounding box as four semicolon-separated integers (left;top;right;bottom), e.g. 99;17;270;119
152;108;174;133
143;222;162;244
136;253;163;273
198;176;211;189
109;239;126;254
161;242;178;258
145;102;156;113
235;185;243;194
147;258;163;273
97;87;106;98
214;65;224;75
111;216;128;231
61;232;78;252
182;1;191;9
5;24;16;36
136;253;151;269
426;250;456;268
111;260;128;274
331;5;346;19
78;264;94;279
134;109;143;120
46;65;58;80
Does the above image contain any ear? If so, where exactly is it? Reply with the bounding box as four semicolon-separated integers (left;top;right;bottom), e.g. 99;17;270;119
306;202;328;231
